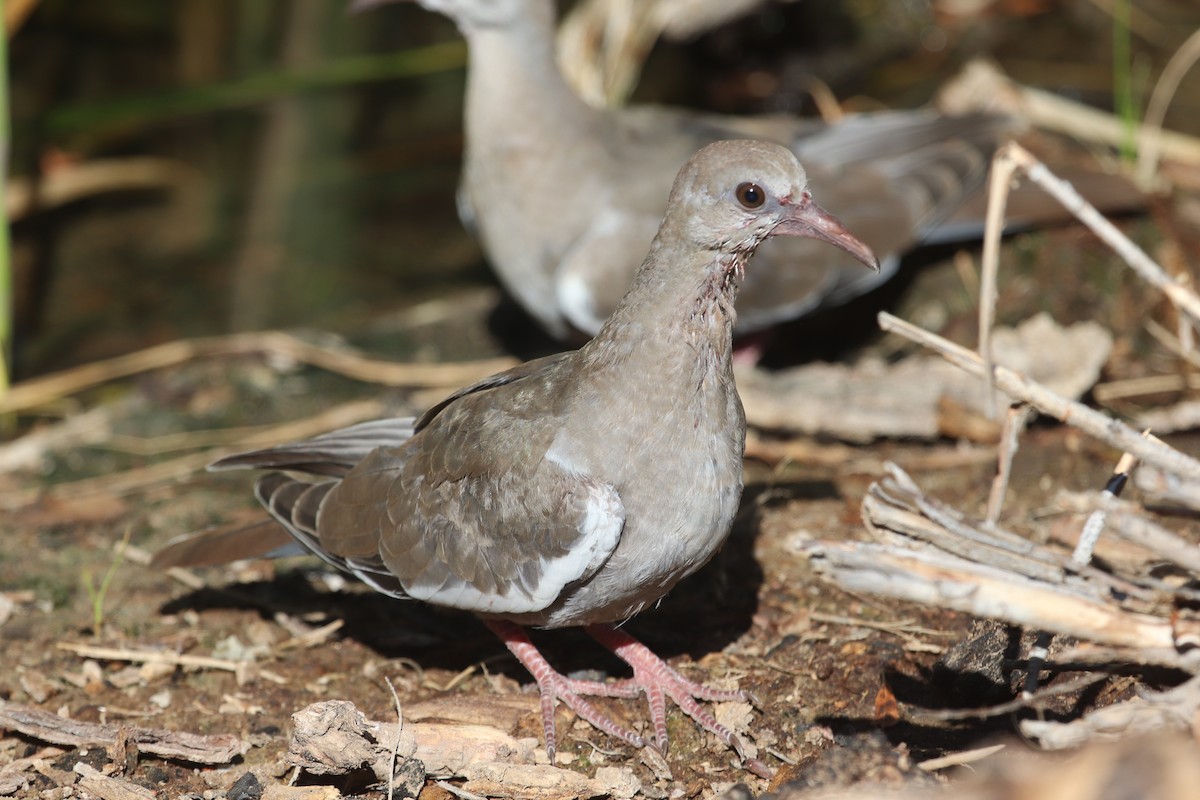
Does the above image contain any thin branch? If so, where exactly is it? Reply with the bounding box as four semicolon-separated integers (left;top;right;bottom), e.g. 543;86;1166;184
0;701;245;764
1137;27;1200;186
985;403;1033;526
1001;143;1200;328
908;675;1107;722
878;312;1200;481
977;145;1019;418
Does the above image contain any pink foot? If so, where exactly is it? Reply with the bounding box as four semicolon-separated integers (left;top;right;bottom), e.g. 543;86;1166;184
485;620;647;759
586;624;772;778
485;620;772;778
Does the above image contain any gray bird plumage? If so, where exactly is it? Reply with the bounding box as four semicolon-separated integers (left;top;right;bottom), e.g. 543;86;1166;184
364;0;1010;339
195;140;878;775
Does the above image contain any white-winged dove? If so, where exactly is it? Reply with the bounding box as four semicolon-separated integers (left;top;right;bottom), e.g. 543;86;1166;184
358;0;1008;340
182;140;878;776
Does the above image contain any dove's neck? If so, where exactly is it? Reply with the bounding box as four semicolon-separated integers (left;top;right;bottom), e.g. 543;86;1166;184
462;2;601;150
579;230;745;387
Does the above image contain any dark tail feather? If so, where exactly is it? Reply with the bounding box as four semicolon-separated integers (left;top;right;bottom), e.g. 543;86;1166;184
152;475;341;570
151;519;304;568
210;417;417;477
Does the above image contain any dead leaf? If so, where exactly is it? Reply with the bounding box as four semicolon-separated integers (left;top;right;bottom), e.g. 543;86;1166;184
874;685;901;728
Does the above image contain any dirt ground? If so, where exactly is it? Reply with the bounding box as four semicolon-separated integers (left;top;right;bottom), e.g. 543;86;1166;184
5;210;1200;799
7;0;1200;796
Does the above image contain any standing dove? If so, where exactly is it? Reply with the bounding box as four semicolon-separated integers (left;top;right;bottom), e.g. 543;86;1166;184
186;141;878;777
357;0;1008;340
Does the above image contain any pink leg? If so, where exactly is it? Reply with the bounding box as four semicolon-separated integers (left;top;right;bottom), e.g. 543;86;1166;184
586;624;772;779
485;620;646;759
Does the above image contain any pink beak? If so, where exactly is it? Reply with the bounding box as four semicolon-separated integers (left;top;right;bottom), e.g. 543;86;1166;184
774;192;880;272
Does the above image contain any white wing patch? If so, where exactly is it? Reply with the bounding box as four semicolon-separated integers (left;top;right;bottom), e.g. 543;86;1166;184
403;470;625;615
556;270;606;336
541;480;625;588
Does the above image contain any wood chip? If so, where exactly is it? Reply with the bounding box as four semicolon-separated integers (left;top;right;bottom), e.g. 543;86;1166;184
74;762;156;800
806;466;1199;662
262;787;342;800
739;314;1111;442
284;699;647;798
0;701;246;764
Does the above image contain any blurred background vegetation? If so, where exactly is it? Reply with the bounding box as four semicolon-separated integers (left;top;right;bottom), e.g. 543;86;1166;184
7;0;1199;380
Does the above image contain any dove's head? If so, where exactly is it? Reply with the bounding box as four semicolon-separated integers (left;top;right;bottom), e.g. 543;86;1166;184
667;139;879;272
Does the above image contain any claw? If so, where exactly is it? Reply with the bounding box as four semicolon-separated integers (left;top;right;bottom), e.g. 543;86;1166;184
487;619;771;777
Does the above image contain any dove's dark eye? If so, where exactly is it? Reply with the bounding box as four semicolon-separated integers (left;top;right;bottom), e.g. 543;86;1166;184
736;182;765;209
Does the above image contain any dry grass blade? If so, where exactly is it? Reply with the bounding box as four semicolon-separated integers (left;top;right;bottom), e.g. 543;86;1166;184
917;743;1006;771
57;642;287;684
1138;27;1200;187
1;330;516;415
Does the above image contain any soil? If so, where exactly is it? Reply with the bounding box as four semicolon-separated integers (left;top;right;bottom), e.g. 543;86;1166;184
5;1;1200;796
3;226;1196;798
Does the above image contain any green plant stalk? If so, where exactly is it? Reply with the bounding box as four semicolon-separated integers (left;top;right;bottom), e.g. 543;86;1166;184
0;15;11;397
83;527;133;639
1113;0;1137;163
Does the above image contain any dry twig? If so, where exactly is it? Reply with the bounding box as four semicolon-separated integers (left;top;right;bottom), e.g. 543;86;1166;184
981;144;1200;330
917;743;1006;771
0;701;245;764
1020;674;1200;749
878;312;1200;481
910;675;1107;723
984;403;1032;526
809;463;1200;673
56;642;287;684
